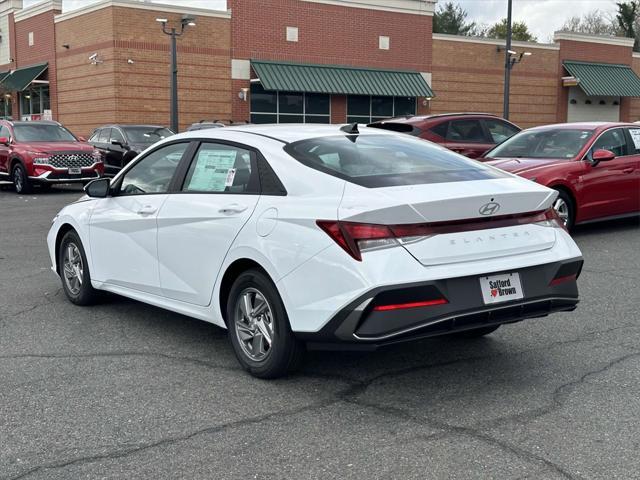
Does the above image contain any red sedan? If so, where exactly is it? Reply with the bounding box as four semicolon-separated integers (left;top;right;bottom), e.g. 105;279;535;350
482;122;640;229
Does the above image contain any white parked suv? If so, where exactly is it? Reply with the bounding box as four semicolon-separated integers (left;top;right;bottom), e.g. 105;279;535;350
47;124;584;378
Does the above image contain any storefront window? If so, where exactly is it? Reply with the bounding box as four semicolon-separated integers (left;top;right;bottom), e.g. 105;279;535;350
347;95;416;123
250;83;330;124
19;85;50;120
0;95;12;119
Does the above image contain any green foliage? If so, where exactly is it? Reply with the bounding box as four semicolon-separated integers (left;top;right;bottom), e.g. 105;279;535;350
616;1;640;49
484;18;537;42
433;1;477;36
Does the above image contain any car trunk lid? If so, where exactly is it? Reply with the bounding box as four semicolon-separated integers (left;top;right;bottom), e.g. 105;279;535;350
338;178;558;265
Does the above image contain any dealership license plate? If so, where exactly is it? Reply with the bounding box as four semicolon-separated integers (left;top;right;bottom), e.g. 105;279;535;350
68;167;81;174
479;272;524;304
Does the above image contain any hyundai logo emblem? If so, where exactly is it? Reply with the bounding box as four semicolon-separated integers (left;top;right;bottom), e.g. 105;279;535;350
479;202;500;215
68;155;78;162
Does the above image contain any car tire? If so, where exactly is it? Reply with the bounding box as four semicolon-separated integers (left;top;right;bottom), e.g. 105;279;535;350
226;269;304;379
58;230;99;306
450;325;501;338
12;163;32;194
552;189;575;231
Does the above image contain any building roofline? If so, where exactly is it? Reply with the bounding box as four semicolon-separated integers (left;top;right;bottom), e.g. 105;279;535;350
432;33;559;51
54;0;231;23
14;0;61;22
299;0;435;16
553;31;635;47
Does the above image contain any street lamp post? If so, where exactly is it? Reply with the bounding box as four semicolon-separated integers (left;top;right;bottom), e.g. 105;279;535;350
503;0;513;119
157;15;196;133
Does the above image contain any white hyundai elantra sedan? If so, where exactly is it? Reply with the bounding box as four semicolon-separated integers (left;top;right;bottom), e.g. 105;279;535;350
47;124;584;378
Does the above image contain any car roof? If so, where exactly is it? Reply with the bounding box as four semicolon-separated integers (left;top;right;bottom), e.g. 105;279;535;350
526;122;636;132
379;113;504;123
198;123;400;144
4;120;62;126
98;124;168;129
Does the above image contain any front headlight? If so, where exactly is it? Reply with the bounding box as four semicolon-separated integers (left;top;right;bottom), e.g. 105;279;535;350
92;150;103;162
31;156;50;165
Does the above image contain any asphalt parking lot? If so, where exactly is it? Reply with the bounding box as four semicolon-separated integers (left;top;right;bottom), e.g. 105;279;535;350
1;184;639;480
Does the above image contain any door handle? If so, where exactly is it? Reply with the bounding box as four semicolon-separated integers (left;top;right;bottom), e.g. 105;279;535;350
623;167;634;174
219;204;248;215
136;205;157;215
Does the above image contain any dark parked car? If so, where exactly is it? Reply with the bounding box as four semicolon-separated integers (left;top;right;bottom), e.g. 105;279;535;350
369;113;521;158
88;125;173;176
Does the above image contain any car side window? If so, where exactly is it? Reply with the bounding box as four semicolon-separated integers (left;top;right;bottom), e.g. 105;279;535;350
484;119;519;144
591;128;628;157
0;125;10;139
446;119;486;143
182;142;259;194
97;128;111;143
119;142;188;196
88;130;100;142
626;128;640;154
110;128;125;144
429;121;449;138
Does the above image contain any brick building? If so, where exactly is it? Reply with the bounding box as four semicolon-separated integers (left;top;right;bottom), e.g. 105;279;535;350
0;0;640;136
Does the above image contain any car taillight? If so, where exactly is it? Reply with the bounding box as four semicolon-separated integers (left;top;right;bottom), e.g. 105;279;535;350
533;208;567;231
316;221;397;261
317;208;564;261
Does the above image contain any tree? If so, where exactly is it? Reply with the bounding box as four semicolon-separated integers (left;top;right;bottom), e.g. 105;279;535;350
561;10;617;36
484;18;537;42
433;2;476;36
616;1;640;49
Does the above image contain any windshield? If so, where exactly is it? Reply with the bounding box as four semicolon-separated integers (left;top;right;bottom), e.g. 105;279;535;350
13;124;77;142
123;126;174;144
488;128;595;159
284;134;507;188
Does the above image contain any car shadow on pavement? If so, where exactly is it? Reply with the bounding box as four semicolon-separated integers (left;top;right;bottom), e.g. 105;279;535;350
572;216;639;237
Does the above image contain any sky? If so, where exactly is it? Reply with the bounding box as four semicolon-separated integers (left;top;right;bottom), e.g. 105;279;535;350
458;0;618;42
23;0;619;43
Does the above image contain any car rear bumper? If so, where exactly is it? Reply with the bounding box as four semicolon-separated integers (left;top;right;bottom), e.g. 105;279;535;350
295;257;583;350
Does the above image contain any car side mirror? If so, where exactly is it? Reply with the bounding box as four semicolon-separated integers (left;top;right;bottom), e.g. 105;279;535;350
111;140;130;150
0;136;10;146
84;178;110;198
592;149;616;164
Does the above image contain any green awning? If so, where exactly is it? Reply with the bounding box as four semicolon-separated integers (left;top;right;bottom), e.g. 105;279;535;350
1;63;48;92
0;71;10;84
251;60;434;97
563;60;640;97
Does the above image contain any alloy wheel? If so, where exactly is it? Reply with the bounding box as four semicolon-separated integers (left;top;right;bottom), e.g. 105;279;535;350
553;197;570;226
234;287;275;362
63;243;84;295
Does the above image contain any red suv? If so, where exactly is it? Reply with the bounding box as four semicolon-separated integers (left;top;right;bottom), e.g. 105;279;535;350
370;113;521;158
0;120;104;193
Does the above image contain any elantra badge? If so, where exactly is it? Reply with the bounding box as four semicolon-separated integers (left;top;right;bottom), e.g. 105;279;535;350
479;202;500;215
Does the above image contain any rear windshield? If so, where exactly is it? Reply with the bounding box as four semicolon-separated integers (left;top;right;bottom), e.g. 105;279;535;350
123;126;174;144
284;134;507;188
488;128;595;159
13;124;77;142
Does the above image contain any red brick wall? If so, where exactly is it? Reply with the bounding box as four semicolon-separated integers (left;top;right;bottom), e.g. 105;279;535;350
631;56;640;122
557;40;634;122
229;0;433;123
56;6;231;136
432;38;560;128
14;9;60;119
